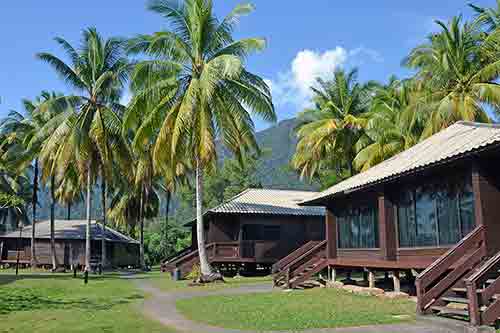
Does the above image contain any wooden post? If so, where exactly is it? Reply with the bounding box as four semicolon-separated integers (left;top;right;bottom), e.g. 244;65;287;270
368;270;376;289
363;270;368;284
392;271;400;293
472;165;500;255
378;193;396;261
331;267;337;282
326;209;337;259
466;280;481;326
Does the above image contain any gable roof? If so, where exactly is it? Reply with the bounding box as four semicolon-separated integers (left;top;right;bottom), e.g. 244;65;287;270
302;121;500;205
0;220;139;244
202;188;325;218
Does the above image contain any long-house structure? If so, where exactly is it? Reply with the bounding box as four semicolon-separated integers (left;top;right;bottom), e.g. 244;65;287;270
273;121;500;328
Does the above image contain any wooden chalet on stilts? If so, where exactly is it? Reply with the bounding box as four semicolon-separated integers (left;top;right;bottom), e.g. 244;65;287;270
272;121;500;329
162;188;325;277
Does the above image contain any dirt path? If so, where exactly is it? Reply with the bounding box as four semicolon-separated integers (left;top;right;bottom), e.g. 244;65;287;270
135;280;461;333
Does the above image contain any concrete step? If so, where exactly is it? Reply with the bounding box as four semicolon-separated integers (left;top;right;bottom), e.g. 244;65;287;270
431;306;469;318
441;296;469;304
452;287;483;294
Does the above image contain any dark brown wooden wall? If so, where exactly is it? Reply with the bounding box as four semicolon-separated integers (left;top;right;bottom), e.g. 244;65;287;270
0;238;139;267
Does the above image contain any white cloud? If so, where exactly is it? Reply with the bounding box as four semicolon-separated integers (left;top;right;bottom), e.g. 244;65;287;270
268;46;382;110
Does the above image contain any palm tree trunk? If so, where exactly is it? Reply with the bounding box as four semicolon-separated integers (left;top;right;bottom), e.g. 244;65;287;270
165;190;171;227
139;185;145;270
85;162;92;273
31;159;39;267
195;156;218;280
50;174;57;271
100;175;107;269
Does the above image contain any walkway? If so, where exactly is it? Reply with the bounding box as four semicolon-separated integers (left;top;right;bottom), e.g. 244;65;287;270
136;280;462;333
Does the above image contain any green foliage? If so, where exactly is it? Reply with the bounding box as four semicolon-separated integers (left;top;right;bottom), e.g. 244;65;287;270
185;263;201;281
143;218;190;266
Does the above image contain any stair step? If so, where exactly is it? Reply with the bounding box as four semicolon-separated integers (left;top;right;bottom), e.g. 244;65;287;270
441;297;469;304
452;287;483;294
431;306;469;317
486;279;496;285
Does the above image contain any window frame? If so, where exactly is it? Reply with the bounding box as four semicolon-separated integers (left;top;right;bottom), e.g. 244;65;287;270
336;203;380;250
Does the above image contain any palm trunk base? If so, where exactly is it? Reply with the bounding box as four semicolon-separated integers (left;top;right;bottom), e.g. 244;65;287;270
198;272;224;284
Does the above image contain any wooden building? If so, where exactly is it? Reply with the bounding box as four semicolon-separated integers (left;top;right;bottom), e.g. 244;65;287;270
162;188;325;277
0;219;139;268
272;121;500;328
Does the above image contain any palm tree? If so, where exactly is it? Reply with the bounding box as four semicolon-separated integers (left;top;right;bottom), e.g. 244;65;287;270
470;1;500;32
404;16;498;137
292;69;370;182
37;28;131;274
126;0;275;280
353;78;428;171
55;163;82;220
0;92;69;267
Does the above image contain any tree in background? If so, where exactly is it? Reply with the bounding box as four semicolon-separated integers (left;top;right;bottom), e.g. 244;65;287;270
37;28;132;275
0;91;70;267
353;78;428;171
125;0;275;280
292;69;371;185
404;16;497;137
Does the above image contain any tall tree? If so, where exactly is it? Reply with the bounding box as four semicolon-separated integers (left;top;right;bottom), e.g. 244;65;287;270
470;0;500;32
126;0;275;280
37;28;131;274
353;78;428;171
0;91;69;267
292;69;371;183
404;16;498;136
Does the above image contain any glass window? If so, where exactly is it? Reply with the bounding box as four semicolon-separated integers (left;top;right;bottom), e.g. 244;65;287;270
396;175;475;248
338;204;379;249
415;186;438;247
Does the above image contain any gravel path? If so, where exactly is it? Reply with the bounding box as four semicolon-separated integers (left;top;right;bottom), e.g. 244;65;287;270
136;280;461;333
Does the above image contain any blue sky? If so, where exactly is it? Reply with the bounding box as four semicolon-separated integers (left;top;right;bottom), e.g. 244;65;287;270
0;0;491;129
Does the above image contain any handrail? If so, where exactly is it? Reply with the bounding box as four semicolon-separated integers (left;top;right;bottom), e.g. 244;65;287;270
416;225;485;314
162;247;194;265
272;241;320;273
274;240;326;283
465;250;500;326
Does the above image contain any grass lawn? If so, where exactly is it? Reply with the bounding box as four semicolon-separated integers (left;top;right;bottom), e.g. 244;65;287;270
0;271;178;333
176;287;416;331
149;270;273;291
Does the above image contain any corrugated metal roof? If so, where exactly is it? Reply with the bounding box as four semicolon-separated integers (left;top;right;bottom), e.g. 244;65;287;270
208;188;325;216
302;121;500;205
0;220;139;244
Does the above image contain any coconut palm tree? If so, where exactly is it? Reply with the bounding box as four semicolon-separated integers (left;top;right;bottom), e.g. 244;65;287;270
0;92;70;267
404;16;499;136
470;1;500;32
125;0;275;280
353;78;428;171
292;69;371;182
37;28;132;274
55;163;82;220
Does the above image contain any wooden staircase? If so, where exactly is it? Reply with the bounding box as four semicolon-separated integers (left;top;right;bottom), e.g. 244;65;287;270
417;225;500;328
272;240;328;289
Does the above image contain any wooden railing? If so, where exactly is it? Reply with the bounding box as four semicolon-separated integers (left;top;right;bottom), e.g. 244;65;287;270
465;250;500;326
272;241;321;274
416;225;486;314
273;240;327;288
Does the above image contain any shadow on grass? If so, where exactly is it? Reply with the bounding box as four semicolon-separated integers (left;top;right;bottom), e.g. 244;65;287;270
0;288;144;315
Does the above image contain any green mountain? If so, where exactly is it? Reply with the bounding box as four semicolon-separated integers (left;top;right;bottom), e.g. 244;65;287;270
32;118;316;221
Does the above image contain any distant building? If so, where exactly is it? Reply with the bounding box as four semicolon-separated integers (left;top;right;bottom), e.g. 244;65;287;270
162;188;325;277
0;220;139;268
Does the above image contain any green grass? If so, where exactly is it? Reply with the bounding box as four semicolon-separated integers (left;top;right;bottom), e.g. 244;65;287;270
176;288;416;331
0;272;178;333
150;271;273;292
